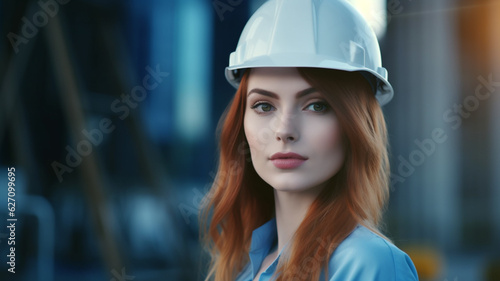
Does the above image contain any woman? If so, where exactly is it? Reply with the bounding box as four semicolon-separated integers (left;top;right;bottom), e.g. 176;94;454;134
201;0;419;280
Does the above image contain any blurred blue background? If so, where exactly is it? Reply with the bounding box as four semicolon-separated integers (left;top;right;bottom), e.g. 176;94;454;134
0;0;499;280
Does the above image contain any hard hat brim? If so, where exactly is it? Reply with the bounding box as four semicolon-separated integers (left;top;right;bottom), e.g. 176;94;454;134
225;56;393;106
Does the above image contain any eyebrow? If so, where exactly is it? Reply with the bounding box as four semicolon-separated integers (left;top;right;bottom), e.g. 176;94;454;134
247;87;317;99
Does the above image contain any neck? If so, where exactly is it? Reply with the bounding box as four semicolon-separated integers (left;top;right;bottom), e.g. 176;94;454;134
273;187;322;256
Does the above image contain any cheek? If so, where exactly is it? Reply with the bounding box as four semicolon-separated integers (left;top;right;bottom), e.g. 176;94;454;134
306;118;344;156
243;115;257;150
244;114;273;154
244;114;263;161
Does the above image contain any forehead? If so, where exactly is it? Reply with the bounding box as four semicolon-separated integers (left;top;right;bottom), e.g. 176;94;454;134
247;68;312;94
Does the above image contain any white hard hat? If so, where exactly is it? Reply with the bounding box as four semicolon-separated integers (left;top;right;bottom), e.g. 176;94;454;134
225;0;393;105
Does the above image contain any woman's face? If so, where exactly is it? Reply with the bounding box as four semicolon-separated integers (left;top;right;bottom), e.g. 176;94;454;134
244;67;345;193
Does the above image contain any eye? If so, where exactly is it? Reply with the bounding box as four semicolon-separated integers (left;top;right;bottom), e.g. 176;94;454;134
305;102;329;112
251;102;275;113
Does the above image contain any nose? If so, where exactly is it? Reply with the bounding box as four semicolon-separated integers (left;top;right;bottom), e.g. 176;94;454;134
274;113;298;143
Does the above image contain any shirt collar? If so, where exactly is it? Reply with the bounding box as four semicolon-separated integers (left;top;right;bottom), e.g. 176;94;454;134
248;217;278;277
250;218;277;253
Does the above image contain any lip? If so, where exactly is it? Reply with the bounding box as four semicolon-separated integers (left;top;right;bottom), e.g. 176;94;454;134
270;152;308;169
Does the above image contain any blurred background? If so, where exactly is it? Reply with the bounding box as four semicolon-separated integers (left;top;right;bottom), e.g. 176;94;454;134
0;0;499;280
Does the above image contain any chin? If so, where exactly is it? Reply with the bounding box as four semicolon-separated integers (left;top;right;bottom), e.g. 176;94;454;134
271;184;306;192
265;177;328;193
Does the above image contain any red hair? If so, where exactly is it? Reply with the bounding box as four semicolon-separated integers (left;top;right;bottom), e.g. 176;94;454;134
200;68;390;281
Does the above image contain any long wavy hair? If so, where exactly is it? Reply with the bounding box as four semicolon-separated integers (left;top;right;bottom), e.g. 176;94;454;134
200;67;390;281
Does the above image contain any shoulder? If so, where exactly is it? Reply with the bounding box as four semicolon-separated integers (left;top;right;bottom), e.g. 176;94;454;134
326;225;419;281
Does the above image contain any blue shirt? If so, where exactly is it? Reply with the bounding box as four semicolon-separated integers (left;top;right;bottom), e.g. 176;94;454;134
235;218;419;281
